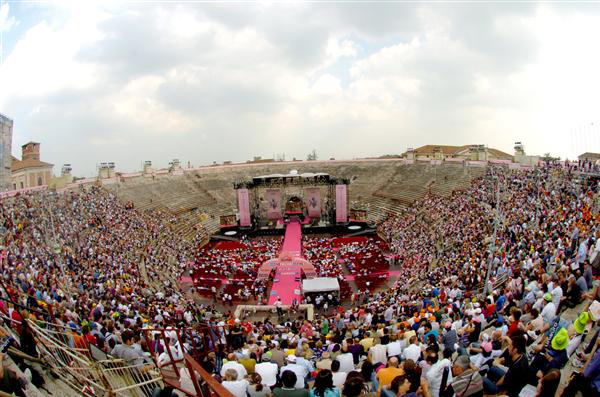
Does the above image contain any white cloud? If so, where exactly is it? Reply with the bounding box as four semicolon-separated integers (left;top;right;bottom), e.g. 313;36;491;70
1;3;600;176
0;3;18;32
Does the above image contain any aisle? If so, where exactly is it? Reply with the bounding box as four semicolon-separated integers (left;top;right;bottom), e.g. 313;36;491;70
268;220;303;305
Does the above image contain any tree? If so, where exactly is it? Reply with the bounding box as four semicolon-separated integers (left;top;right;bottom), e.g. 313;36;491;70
307;149;318;161
541;152;561;164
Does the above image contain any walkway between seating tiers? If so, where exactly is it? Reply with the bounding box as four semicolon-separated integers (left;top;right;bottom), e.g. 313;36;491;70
268;220;303;305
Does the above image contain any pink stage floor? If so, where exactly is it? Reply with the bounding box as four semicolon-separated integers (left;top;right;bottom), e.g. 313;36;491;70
269;221;303;305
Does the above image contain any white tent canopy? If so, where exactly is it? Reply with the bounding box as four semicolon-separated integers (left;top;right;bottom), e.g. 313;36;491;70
302;278;340;294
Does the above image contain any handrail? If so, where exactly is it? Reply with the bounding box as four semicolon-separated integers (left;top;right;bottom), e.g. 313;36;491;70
182;353;236;397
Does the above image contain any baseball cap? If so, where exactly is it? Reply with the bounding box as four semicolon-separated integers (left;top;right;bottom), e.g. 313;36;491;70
482;342;492;353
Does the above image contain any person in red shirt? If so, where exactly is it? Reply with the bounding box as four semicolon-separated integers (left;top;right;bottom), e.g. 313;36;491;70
485;297;496;319
82;325;97;346
68;324;90;358
9;305;22;335
507;309;522;337
241;321;253;335
300;320;314;338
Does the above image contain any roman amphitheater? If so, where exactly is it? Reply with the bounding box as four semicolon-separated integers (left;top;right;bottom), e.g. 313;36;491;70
0;152;598;397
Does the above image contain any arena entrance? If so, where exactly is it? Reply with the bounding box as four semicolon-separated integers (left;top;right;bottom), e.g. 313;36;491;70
285;196;303;215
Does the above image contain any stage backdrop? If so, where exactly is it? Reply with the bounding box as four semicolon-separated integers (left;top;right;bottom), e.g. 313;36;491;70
266;189;282;220
237;189;251;227
336;184;348;223
305;188;321;218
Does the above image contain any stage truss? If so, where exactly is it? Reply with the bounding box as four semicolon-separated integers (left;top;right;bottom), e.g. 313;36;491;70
233;171;350;228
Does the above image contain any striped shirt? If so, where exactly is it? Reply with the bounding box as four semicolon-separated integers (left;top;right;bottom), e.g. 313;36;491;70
450;369;483;397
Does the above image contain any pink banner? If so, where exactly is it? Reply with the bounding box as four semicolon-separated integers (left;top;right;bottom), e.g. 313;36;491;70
305;188;321;217
237;189;251;227
266;189;282;220
336;184;347;223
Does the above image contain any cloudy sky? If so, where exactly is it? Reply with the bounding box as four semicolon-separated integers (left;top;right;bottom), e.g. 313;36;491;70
1;1;600;176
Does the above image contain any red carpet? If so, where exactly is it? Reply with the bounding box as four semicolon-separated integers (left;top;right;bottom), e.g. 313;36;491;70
281;221;302;256
269;221;303;305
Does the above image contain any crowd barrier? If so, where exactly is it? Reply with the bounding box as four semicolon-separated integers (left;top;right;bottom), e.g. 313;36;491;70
143;325;235;396
26;319;163;396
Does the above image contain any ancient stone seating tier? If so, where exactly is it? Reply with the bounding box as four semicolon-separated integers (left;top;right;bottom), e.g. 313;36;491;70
368;163;487;211
108;161;486;237
361;196;406;223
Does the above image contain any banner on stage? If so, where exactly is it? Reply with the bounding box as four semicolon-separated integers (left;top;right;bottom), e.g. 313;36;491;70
305;188;321;218
266;189;282;219
237;189;251;226
336;184;347;223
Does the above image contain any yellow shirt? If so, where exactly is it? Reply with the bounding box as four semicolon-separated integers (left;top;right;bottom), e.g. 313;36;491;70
239;358;256;374
403;330;416;343
377;367;404;393
359;337;374;351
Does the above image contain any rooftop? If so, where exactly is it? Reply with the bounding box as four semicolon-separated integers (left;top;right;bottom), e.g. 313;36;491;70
12;157;54;172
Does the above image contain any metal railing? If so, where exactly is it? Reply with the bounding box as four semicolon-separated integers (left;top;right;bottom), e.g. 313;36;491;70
143;325;236;397
27;319;164;396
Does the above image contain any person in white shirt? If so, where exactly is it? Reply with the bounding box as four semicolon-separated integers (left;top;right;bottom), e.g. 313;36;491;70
369;339;387;365
254;355;278;387
364;312;373;326
222;368;249;397
220;354;248;380
468;341;493;370
336;349;355;373
296;352;315;375
403;336;421;363
384;306;394;322
551;283;563;308
541;293;556;324
331;359;348;389
386;334;403;359
426;350;453;397
279;355;307;389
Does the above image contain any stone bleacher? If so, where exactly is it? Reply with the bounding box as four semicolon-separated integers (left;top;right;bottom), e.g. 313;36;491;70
108;160;486;239
374;163;486;209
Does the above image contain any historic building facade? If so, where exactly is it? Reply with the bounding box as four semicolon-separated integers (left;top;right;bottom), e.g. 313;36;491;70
11;142;53;190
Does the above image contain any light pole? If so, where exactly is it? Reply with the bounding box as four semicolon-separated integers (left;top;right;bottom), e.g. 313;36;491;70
483;173;502;297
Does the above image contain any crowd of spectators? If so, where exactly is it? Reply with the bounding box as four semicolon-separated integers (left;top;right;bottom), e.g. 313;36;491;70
207;163;600;397
0;163;598;397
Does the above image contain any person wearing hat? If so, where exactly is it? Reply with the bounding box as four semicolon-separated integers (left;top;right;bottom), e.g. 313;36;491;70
482;335;529;397
442;321;458;354
533;311;571;355
469;341;493;369
254;354;278;389
279;355;307;389
530;328;569;379
316;351;332;371
567;312;591;357
541;293;556;324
